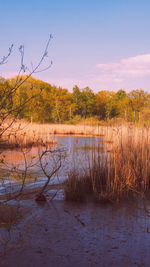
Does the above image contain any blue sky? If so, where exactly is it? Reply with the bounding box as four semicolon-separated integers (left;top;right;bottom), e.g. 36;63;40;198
1;0;150;92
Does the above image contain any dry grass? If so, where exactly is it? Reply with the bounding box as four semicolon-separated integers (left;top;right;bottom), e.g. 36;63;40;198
1;119;150;202
65;126;150;203
1;120;104;148
65;172;92;202
2;119;150;148
2;120;56;148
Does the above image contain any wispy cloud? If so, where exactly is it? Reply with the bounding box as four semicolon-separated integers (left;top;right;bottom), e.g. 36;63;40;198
89;54;150;91
48;54;150;91
97;54;150;78
2;54;150;92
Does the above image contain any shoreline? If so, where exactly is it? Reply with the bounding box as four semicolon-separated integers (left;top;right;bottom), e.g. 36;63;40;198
0;183;64;201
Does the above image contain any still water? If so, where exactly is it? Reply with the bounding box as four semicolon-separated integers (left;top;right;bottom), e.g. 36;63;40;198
1;137;150;267
0;136;150;267
0;136;104;195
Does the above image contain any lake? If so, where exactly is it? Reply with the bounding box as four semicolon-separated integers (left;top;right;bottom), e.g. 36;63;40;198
0;136;104;195
1;136;150;267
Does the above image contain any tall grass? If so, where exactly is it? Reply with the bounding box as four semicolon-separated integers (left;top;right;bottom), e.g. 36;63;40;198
2;120;56;148
3;119;150;147
65;127;150;203
2;119;150;201
2;120;104;148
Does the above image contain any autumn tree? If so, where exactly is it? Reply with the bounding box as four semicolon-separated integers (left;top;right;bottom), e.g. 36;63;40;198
0;35;52;141
128;89;150;121
72;86;95;118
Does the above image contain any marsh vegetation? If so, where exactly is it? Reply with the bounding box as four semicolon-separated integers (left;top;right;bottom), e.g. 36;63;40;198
1;74;150;202
1;122;150;204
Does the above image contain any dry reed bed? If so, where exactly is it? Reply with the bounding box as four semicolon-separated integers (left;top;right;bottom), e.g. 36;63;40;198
2;121;56;148
2;121;104;148
2;120;150;202
2;121;150;149
65;126;150;203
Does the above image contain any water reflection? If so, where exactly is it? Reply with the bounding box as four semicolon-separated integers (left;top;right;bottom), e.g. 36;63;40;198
0;136;104;194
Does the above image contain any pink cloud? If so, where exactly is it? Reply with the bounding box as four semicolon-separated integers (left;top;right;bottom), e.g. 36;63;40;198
97;54;150;78
2;53;150;92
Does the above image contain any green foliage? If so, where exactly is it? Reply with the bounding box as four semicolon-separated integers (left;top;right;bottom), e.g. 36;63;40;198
72;86;95;118
1;76;150;124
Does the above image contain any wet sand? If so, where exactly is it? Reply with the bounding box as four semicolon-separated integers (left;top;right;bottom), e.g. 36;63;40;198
0;197;150;267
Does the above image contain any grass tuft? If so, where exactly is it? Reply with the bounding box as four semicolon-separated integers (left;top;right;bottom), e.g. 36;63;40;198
65;131;150;203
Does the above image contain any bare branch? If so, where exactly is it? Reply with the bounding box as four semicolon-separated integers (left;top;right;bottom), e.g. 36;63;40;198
35;146;66;200
0;34;53;138
0;45;13;65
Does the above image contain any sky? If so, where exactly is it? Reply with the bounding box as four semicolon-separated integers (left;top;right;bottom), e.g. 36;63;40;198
1;0;150;92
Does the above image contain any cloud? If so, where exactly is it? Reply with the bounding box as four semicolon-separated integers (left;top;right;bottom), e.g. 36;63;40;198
97;54;150;78
2;53;150;92
45;55;150;91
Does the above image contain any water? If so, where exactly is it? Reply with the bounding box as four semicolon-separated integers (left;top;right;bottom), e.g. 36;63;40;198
0;136;104;195
1;136;150;266
1;199;150;266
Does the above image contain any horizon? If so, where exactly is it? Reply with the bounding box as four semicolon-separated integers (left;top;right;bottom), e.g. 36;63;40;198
1;0;150;92
1;73;150;94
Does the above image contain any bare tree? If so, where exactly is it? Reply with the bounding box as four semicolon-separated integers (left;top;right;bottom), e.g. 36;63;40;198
0;35;66;201
35;146;66;201
0;35;53;141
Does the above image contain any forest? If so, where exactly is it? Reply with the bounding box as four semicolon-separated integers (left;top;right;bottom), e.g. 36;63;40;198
1;75;150;124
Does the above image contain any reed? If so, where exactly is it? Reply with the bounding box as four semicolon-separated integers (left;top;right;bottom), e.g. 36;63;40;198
2;119;150;158
1;120;104;148
3;120;150;147
65;128;150;203
2;119;150;201
65;171;92;202
2;120;56;149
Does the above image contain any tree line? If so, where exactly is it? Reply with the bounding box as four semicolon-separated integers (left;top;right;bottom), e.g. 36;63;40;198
1;75;150;124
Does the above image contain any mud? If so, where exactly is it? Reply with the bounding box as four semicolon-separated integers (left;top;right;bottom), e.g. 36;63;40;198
0;198;150;267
